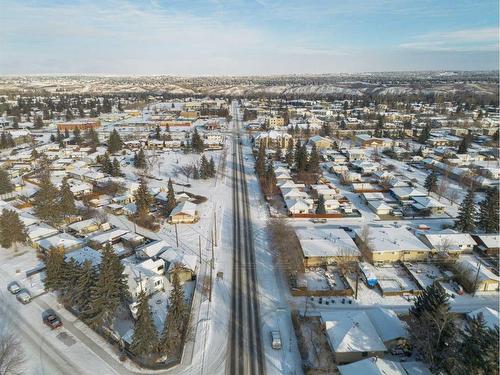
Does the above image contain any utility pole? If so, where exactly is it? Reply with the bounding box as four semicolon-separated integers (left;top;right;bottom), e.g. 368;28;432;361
198;235;202;263
355;270;359;300
473;262;481;297
174;223;179;247
214;210;217;247
209;237;214;302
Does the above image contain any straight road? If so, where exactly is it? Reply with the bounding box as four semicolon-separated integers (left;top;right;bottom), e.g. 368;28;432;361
228;103;265;375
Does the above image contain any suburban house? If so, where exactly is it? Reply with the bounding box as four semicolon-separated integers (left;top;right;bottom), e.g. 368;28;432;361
338;358;431;375
36;233;84;253
26;223;59;244
285;198;314;215
68;218;111;236
296;228;361;267
411;196;446;215
354;226;431;263
472;234;500;256
135;240;171;260
168;201;199;224
308;135;334;150
466;307;499;330
419;231;476;256
456;255;499;292
159;247;198;283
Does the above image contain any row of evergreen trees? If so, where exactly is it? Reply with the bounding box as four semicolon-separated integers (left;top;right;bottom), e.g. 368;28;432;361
282;140;321;174
0;132;16;149
409;282;498;374
0;168;14;194
193;155;216;180
44;243;127;328
98;153;122;176
456;188;499;233
130;273;189;359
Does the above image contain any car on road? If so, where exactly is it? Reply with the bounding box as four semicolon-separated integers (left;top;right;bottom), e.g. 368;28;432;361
7;281;21;294
43;310;63;329
271;330;282;350
16;289;31;304
310;218;327;224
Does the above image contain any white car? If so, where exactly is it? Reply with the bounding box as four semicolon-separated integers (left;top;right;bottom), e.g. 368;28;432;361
7;282;21;294
16;290;31;304
271;331;282;350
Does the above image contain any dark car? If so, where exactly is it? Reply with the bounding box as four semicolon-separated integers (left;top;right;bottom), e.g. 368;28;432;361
43;311;63;329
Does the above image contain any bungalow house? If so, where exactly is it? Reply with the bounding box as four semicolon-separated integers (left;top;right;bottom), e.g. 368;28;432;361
87;228;129;248
390;187;427;202
472;234;500;256
324;199;341;212
338;358;431;375
456;256;499;292
346;148;365;161
36;233;84;253
367;200;393;216
135;240;171;260
354;226;431;263
411;196;446;215
308;135;334;150
65;246;102;267
159;247;197;283
169;201;199;224
281;187;308;200
26;223;59;244
296;228;360;267
419;231;476;256
322;311;387;364
67;218;111;236
285;198;314;215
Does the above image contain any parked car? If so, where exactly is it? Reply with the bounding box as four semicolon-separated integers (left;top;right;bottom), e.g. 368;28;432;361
7;281;21;294
16;289;31;304
43;310;63;329
311;218;327;224
271;330;282;350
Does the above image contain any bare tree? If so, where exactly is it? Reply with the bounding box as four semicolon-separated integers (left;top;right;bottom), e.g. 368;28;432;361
0;303;25;375
357;225;373;262
267;218;304;275
436;178;449;201
175;164;194;182
446;189;461;205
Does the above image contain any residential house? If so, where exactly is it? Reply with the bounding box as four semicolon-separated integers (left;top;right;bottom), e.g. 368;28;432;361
456;256;499;292
36;233;84;253
338;358;431;375
419;230;476;256
159;247;197;283
472;234;500;256
169;201;199;224
411;196;446;215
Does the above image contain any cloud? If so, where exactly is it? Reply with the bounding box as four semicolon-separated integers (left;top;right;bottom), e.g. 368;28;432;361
400;27;499;52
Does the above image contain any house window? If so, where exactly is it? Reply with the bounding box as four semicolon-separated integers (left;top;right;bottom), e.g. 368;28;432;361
155;280;162;286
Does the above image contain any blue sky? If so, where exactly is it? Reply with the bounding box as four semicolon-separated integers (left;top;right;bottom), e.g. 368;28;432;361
0;0;498;75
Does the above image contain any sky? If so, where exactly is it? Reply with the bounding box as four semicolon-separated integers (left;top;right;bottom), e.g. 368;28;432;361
0;0;498;75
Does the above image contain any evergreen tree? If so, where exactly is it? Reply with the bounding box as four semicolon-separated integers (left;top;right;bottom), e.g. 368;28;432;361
84;244;127;327
192;166;199;179
111;158;121;177
44;247;66;291
34;116;44;129
166;178;177;215
159;273;188;356
424;170;438;194
316;195;326;214
134;148;147;169
73;260;97;312
457;137;468;154
295;142;308;172
455;189;476;232
418;123;431;144
199;155;210;179
107;129;123;154
0;168;14;194
86;127;100;150
33;172;63;226
275;147;282;161
458;315;499;375
155;125;161;140
416;146;424;157
59;177;76;216
477;188;499;232
209;157;216;178
255;143;266;176
191;128;204;153
73;128;83;145
134;178;153;218
0;209;27;250
60;258;81;305
0;133;7;149
100;152;113;174
307;144;320;173
130;291;159;357
374;115;384;138
285;139;294;166
409;282;457;370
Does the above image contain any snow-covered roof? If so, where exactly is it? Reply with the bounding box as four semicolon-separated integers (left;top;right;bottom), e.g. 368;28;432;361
160;247;197;272
411;196;445;209
355;226;430;253
296;227;360;258
68;218;100;232
89;228;129;244
65;246;102;267
390;187;427;199
474;234;500;249
457;255;500;282
338;357;406;375
323;311;387;353
26;223;58;241
136;240;170;258
37;232;83;250
422;232;476;250
466;307;499;330
170;201;197;217
366;307;408;342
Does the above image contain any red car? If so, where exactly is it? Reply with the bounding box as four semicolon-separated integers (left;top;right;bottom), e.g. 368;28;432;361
43;312;63;329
